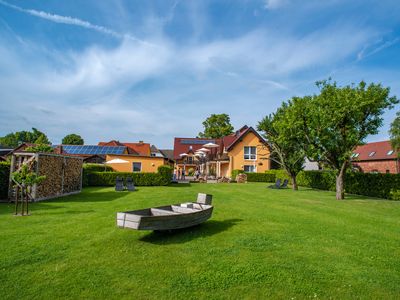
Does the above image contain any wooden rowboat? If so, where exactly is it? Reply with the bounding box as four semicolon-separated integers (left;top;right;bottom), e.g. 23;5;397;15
116;193;213;231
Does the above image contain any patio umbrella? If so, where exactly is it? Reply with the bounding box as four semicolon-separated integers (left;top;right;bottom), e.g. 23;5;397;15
106;158;129;164
203;142;219;148
179;153;188;157
198;147;211;152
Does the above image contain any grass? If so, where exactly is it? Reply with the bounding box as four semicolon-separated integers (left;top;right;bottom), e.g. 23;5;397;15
1;183;399;299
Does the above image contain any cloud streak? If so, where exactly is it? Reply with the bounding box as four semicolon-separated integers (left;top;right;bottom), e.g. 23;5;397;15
0;0;148;44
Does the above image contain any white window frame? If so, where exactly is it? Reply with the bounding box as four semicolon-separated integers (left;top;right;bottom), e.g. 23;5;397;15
244;146;257;160
132;162;142;172
244;165;256;173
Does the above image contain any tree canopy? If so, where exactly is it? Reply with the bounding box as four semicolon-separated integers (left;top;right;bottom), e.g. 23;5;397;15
389;111;400;156
62;134;84;145
290;80;398;199
258;102;306;190
0;128;50;148
198;114;234;138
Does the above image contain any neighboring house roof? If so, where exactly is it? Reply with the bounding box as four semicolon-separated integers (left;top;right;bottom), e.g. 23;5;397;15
352;141;397;161
173;137;217;160
173;126;267;159
159;149;174;161
225;126;266;151
98;141;150;156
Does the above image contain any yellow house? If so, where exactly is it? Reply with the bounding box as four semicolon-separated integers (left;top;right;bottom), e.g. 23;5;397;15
106;154;173;173
173;126;271;178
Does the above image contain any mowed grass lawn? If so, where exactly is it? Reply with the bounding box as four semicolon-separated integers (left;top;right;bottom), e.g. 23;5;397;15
1;183;400;299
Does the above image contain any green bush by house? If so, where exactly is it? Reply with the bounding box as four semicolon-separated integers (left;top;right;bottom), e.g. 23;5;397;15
296;170;400;200
0;161;11;199
265;170;290;182
245;172;276;182
83;163;114;173
157;165;173;185
231;169;244;179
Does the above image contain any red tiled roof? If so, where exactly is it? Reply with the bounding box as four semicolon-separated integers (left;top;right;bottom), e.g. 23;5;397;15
352;141;397;161
173;126;267;159
173;137;218;160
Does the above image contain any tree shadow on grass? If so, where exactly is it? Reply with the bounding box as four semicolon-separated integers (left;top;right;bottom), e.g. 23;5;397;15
138;218;243;245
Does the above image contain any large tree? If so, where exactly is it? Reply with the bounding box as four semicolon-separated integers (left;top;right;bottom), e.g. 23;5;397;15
62;134;84;145
198;114;234;138
0;128;50;147
389;111;400;156
258;102;306;190
293;80;398;200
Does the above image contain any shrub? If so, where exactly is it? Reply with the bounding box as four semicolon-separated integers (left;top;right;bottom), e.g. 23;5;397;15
188;168;195;176
389;189;400;201
231;169;244;179
0;161;10;199
245;172;276;182
83;163;114;173
296;170;400;199
296;171;336;191
82;163;114;187
265;170;290;182
87;172;168;186
157;165;173;185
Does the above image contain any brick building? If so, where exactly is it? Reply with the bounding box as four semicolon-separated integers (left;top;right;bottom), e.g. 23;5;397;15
351;141;399;174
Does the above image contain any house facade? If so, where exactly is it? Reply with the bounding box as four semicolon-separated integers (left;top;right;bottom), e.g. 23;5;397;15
351;141;399;174
173;126;271;178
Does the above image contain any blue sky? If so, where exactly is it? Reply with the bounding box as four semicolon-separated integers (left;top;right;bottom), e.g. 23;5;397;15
0;0;399;148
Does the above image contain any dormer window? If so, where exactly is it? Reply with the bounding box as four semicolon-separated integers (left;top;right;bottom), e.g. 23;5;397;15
368;151;376;157
387;150;394;155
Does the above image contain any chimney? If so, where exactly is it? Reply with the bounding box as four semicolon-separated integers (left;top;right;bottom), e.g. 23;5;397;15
139;140;144;144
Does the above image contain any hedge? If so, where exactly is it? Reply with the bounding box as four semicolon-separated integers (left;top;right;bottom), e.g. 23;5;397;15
157;165;173;185
231;169;244;179
296;170;400;200
245;172;276;182
0;162;10;199
87;172;170;186
83;163;114;173
265;170;290;182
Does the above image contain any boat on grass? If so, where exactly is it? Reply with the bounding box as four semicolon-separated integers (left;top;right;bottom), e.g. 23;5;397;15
116;193;213;231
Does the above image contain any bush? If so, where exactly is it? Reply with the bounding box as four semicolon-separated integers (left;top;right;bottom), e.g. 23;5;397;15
389;189;400;201
157;165;173;185
0;161;10;199
188;168;195;176
83;163;114;173
296;170;400;199
296;171;336;191
87;172;168;186
245;172;276;182
231;169;244;179
82;163;114;187
265;170;290;182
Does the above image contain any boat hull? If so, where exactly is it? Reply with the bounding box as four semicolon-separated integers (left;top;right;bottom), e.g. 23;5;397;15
117;203;213;231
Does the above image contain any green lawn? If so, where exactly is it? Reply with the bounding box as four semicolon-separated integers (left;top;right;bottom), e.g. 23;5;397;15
1;183;399;299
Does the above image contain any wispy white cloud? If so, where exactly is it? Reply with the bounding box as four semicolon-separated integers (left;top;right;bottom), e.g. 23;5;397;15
0;0;149;44
357;37;400;61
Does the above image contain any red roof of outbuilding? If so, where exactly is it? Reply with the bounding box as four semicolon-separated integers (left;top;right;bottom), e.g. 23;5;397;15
352;141;397;161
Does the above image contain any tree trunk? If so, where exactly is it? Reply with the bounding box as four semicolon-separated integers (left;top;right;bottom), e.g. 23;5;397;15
291;174;298;190
335;163;347;200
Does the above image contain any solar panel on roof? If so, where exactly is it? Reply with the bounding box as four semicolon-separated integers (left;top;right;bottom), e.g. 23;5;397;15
61;145;125;155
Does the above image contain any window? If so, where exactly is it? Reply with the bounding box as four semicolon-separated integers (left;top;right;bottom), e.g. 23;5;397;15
187;156;194;164
387;150;394;155
244;146;256;160
132;162;141;172
353;153;360;158
368;151;376;157
244;165;256;173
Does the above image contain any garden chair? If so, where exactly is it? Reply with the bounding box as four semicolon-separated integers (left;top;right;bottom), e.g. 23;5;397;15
126;177;136;191
279;179;289;189
268;179;281;189
115;176;124;191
